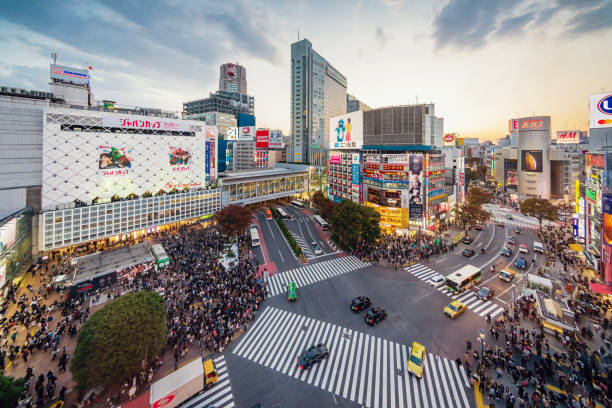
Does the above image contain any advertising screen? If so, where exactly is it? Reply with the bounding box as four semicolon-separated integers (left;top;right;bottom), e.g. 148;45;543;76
98;146;133;177
556;131;580;144
0;219;17;254
329;111;363;149
268;130;283;149
168;147;191;172
408;154;423;219
329;153;341;164
505;170;518;186
227;127;238;140
603;195;612;246
520;150;543;172
256;129;269;148
590;93;612;129
352;153;360;202
239;126;255;141
50;64;89;85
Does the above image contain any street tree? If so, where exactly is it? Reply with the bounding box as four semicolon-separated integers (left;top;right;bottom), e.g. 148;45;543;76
466;186;493;207
311;191;326;211
215;205;253;237
0;375;24;407
70;291;167;391
453;202;491;229
329;200;380;249
520;198;558;232
319;199;336;220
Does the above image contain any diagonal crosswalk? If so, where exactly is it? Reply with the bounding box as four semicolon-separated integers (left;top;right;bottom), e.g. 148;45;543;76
264;256;369;297
179;355;235;408
489;217;538;229
291;232;314;258
405;264;505;320
233;307;473;408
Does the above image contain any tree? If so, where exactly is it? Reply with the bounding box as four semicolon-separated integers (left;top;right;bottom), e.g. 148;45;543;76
466;186;493;207
71;292;167;391
311;191;326;211
520;198;558;232
0;375;24;407
453;202;491;229
319;199;336;220
329;200;380;249
215;205;253;237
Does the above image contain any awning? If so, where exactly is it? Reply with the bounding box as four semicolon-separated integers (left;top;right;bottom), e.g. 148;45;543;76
568;244;583;252
589;283;612;295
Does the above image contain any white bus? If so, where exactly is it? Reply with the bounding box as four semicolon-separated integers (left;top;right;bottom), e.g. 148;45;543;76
250;228;260;247
292;200;305;208
313;215;329;231
277;207;289;220
445;265;482;294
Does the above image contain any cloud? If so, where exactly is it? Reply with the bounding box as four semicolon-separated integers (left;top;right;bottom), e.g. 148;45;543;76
563;0;612;35
494;12;536;38
375;27;387;50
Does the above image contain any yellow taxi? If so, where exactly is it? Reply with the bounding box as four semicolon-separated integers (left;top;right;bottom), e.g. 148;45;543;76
407;341;426;378
443;300;466;319
203;358;218;389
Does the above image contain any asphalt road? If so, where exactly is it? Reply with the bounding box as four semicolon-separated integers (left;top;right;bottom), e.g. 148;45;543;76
253;208;302;273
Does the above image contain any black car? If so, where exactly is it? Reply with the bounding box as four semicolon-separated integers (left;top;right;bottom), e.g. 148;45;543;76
297;343;329;370
462;236;473;245
364;307;387;326
351;296;371;313
462;248;475;257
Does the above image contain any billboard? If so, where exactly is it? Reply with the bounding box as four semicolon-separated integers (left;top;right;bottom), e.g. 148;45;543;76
556;130;580;144
603;195;612;246
205;141;210;182
518;116;550;132
586;153;605;170
520;150;543;172
329;111;363;149
225;63;237;77
239;126;255;141
508;119;519;132
443;133;456;147
329;153;341;164
98;146;133;177
590;93;612;128
269;130;283;149
168;147;191;172
256;129;269;148
50;64;89;85
102;115;194;133
0;218;17;254
408;154;423;219
351;153;360;203
505;170;518;186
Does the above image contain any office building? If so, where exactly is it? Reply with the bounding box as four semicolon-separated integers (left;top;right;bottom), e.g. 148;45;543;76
347;94;371;113
219;63;247;94
183;91;254;120
183;111;237;139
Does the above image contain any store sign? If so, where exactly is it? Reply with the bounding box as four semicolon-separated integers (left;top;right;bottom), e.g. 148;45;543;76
572;216;578;237
382;164;404;171
508;119;518;132
590;93;612;128
556;131;579;144
586;189;597;204
239;126;255;141
586;153;605;170
269;130;283;148
256;129;269;148
443;133;456;146
329;153;341;164
103;115;193;132
50;64;89;85
518;116;550;132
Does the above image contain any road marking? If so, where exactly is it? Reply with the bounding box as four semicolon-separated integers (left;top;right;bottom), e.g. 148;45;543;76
180;356;235;408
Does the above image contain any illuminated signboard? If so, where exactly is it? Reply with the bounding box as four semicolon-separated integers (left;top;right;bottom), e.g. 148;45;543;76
256;129;269;148
50;64;89;85
556;130;580;144
521;150;543;172
518;116;550;132
329;111;364;150
590;93;612;129
443;133;456;147
103;115;196;133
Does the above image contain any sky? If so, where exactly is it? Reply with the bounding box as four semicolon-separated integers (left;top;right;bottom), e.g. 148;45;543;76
1;0;611;141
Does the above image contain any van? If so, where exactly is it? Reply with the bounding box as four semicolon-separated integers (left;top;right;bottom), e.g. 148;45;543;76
499;268;515;282
533;242;544;254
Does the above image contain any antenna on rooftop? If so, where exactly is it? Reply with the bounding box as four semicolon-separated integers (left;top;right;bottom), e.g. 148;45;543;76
298;30;300;41
51;53;57;64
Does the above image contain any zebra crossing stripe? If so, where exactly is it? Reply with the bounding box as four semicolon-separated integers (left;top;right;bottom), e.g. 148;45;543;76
450;359;471;405
181;356;234;408
478;303;501;317
490;308;504;319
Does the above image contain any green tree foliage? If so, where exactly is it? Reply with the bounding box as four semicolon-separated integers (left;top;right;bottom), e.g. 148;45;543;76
215;205;253;237
453;202;491;228
329;200;380;249
311;190;336;220
466;186;493;207
0;375;24;407
520;198;558;232
70;292;167;391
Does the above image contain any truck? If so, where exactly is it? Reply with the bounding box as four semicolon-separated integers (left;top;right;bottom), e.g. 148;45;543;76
149;358;218;408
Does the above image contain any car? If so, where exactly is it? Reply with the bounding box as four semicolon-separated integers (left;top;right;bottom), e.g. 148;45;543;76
249;223;258;230
311;241;323;255
497;222;505;227
474;224;483;231
499;268;516;282
287;282;298;301
462;236;473;245
350;296;371;312
428;275;445;288
501;247;512;257
297;343;329;370
476;286;494;300
444;300;467;319
462;248;475;257
407;342;426;378
519;244;528;254
506;214;514;220
515;257;527;270
364;307;387;326
507;237;516;245
514;226;522;234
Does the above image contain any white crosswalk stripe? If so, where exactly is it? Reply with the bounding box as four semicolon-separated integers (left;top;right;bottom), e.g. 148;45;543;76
179;355;235;408
489;217;538;229
233;307;473;408
404;264;505;320
264;256;370;297
291;232;314;258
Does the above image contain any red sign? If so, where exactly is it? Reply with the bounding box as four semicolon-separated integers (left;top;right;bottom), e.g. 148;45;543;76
382;164;404;171
365;163;380;170
587;153;605;169
508;119;519;132
153;394;175;408
256;129;269;148
520;119;543;130
557;131;579;144
460;173;465;186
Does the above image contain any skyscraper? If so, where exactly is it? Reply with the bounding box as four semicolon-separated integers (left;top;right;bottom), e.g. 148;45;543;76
290;39;347;174
219;63;247;94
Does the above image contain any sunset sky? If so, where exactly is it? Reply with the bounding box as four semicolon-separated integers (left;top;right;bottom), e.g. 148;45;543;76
1;0;610;141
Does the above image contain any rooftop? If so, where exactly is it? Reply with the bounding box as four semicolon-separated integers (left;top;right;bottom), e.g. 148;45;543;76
219;165;308;182
72;243;153;284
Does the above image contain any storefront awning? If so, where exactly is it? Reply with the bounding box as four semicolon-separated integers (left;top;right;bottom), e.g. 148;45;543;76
589;282;612;295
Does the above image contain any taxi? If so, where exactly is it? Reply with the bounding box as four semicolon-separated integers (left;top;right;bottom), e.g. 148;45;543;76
287;282;298;301
407;341;426;378
444;300;467;319
203;358;218;389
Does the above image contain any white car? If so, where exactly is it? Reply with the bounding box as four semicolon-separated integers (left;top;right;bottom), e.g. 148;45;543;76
428;275;445;288
519;244;528;254
311;242;323;255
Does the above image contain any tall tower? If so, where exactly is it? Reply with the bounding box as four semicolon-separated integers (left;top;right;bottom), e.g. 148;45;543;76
219;63;247;94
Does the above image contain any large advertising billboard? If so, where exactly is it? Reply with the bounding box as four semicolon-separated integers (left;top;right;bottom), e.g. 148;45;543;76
518;117;551;132
227;127;238;140
0;218;17;254
329;111;363;150
603;195;612;282
520;150;543;172
168;147;191;172
98;146;133;177
408;154;423;219
556;130;580;144
505;170;518;186
256;129;269;148
239;126;255;141
351;153;361;202
590;93;612;129
443;133;456;147
102;115;194;133
50;64;89;85
269;130;283;149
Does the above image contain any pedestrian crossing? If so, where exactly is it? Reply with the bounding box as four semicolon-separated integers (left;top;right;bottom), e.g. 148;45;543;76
233;307;473;408
265;256;369;297
405;264;505;321
180;355;235;408
490;217;538;229
291;231;314;258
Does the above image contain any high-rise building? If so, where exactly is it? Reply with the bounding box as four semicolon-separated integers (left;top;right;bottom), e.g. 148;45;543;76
183;91;254;120
290;39;347;174
219;63;247;94
347;94;371;113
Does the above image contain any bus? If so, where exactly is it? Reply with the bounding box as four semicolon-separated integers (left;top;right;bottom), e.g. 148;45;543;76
265;209;273;220
151;244;170;268
313;215;329;231
277;207;289;220
292;200;305;208
445;265;481;294
250;228;260;247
